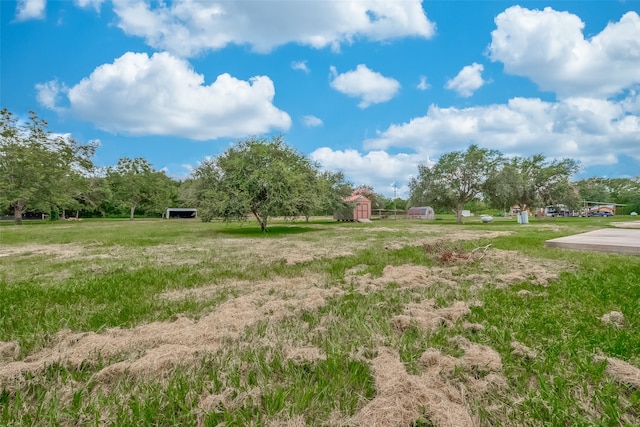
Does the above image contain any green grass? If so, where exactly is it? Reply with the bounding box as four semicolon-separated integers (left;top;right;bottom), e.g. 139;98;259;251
0;216;639;426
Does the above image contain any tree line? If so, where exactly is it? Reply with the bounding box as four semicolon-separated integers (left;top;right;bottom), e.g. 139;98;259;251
409;145;640;223
2;109;638;227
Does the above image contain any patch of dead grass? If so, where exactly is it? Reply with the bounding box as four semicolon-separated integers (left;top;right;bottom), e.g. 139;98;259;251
510;341;538;360
283;346;325;363
352;338;506;427
600;311;625;328
0;274;341;387
596;356;640;389
392;300;472;332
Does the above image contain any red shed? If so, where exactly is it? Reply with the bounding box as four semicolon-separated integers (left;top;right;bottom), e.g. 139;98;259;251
334;194;372;221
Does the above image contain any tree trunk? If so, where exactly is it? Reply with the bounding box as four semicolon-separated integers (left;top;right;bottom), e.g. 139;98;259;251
62;208;66;220
13;201;24;225
130;205;136;221
252;208;267;232
455;207;463;224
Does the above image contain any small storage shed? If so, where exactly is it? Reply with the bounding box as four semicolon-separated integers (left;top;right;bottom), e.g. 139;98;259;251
165;208;197;219
334;194;372;222
407;206;435;220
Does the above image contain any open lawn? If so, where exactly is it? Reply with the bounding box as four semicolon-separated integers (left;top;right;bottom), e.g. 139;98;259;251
1;216;639;426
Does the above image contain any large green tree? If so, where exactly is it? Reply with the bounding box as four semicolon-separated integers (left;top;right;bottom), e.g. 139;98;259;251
0;109;96;224
485;155;580;216
190;135;320;231
409;144;502;223
107;157;176;220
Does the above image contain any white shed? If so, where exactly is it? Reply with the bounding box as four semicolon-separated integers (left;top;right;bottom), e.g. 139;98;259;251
407;206;435;220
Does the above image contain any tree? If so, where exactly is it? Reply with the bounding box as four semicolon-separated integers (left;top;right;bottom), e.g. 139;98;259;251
409;145;502;223
0;109;96;225
313;170;353;216
107;157;176;220
485;155;580;216
575;176;640;214
190;135;320;231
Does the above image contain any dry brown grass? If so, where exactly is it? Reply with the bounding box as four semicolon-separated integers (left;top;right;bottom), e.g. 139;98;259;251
600;311;625;328
0;274;340;387
596;356;640;389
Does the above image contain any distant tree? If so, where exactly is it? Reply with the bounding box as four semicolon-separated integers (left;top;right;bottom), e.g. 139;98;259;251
0;109;96;225
575;177;613;204
575;176;640;214
485;155;580;215
71;174;112;217
384;198;407;211
190;135;320;231
107;157;176;220
314;170;353;215
409;144;502;223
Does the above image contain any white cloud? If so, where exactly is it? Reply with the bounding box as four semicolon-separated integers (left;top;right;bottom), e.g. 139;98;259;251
15;0;46;21
37;51;291;140
417;75;430;91
35;79;67;111
330;64;400;108
445;63;486;97
111;0;435;57
291;60;310;73
311;147;425;198
302;115;323;127
489;7;640;98
74;0;105;12
364;96;640;167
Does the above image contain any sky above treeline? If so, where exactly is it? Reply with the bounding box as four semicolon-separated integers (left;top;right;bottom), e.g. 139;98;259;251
2;0;639;197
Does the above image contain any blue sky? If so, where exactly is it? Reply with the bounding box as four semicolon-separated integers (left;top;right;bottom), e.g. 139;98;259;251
2;0;639;197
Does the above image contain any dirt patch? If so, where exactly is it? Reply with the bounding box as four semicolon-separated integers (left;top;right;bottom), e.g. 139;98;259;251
0;274;341;386
600;311;625;328
596;356;640;389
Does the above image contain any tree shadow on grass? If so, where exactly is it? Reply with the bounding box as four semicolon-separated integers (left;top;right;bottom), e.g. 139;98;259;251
217;225;321;237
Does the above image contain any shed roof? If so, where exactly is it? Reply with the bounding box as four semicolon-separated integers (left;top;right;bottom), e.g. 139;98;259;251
344;194;370;203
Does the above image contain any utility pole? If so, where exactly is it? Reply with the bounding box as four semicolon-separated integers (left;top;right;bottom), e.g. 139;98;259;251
392;182;398;220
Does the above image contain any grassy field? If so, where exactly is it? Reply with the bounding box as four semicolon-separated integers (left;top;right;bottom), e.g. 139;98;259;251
0;215;639;426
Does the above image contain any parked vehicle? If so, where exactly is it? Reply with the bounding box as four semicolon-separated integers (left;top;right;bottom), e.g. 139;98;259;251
590;211;613;217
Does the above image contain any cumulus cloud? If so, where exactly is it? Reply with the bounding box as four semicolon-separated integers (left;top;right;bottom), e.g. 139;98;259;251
364;96;640;167
36;51;291;140
330;64;400;108
489;6;640;98
445;63;486;97
15;0;46;21
311;147;425;197
111;0;435;57
302;115;323;127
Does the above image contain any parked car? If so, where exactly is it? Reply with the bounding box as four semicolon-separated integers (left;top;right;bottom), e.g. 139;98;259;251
590;211;613;217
